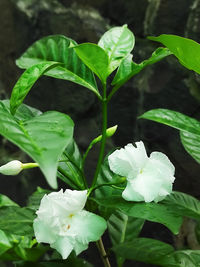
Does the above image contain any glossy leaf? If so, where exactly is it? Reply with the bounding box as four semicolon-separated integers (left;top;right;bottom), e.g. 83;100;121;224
148;34;200;74
112;47;171;87
10;62;59;115
16;35;99;98
161;250;200;267
0;206;35;236
0;101;74;188
162;191;200;220
139;108;200;135
180;131;200;163
98;25;135;73
108;210;144;266
74;43;109;84
94;196;182;234
112;238;174;265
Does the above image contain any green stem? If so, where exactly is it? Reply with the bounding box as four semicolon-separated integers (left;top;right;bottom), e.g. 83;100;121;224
91;83;107;188
87;177;126;197
107;84;120;102
22;162;39;170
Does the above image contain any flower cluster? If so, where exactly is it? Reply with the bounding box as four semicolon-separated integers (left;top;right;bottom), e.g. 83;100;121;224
108;141;175;203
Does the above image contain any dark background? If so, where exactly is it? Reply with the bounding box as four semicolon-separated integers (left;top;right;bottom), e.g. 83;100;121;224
0;0;200;266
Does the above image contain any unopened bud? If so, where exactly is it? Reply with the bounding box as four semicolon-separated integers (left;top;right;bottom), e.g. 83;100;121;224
0;160;23;175
0;160;39;176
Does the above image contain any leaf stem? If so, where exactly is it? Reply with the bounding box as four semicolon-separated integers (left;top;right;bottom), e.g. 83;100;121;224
96;237;111;267
87;177;126;197
91;82;107;188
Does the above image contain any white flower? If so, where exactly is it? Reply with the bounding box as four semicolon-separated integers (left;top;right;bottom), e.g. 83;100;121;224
33;189;107;259
0;160;23;175
108;141;175;203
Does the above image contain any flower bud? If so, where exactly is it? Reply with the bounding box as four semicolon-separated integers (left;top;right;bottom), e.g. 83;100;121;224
0;160;23;175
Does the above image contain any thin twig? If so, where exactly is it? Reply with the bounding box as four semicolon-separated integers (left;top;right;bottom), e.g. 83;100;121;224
96;237;111;267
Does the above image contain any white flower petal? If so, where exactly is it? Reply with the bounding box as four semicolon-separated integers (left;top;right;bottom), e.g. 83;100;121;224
73;240;88;256
110;141;175;203
51;236;73;259
108;147;138;178
71;210;107;244
33;218;57;244
150;152;175;177
37;190;87;219
124;142;148;170
63;189;87;213
122;181;144;201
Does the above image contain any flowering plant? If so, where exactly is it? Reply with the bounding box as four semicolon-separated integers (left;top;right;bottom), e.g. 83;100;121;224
0;25;200;266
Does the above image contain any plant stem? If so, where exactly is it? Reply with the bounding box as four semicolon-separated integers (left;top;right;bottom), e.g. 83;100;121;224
96;238;111;267
91;83;107;188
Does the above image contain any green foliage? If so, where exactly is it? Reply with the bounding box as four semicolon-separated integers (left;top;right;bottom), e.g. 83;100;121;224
1;25;200;267
148;34;200;74
180;131;200;163
139;108;200;135
27;187;51;211
0;195;19;208
74;43;109;84
94;196;182;234
140;108;200;163
112;238;174;266
98;24;135;74
0;206;35;236
162;191;200;220
0;100;74;188
10;62;60;115
16;35;99;98
112;47;171;88
58;139;85;189
108;210;144;266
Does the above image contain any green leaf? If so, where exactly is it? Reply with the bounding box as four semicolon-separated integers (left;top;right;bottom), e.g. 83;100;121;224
74;43;109;84
108;210;144;266
162;191;200;220
16;35;99;98
139;108;200;135
161;250;200;267
95;196;182;234
0;235;48;261
27;187;51;211
148;34;200;74
0;230;12;256
180;131;200;163
58;139;84;189
112;237;174;265
10;62;60;115
98;25;135;73
0;206;35;236
0;194;19;208
112;47;171;87
0;101;74;188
